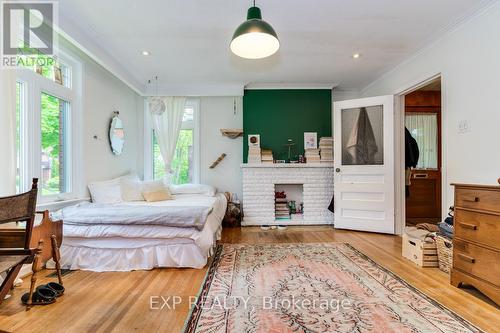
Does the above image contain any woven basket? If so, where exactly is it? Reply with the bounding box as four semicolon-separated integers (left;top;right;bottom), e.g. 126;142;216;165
436;235;453;273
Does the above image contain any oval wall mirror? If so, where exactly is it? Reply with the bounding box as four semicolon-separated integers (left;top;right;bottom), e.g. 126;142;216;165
109;114;125;155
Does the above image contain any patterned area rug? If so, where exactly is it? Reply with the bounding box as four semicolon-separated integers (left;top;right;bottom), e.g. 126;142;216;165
184;243;482;333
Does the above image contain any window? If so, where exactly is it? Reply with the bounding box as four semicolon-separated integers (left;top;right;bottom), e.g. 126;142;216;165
15;82;25;193
40;93;71;195
148;100;199;184
15;51;82;202
171;129;194;184
17;53;72;88
405;113;438;169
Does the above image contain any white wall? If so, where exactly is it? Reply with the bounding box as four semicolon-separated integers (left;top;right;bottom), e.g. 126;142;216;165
361;2;500;211
63;38;144;193
332;89;360;102
199;97;243;199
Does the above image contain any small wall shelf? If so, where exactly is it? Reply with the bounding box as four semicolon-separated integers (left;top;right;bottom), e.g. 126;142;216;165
220;128;243;139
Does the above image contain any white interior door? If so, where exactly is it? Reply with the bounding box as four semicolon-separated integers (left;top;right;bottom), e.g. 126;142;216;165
333;95;395;234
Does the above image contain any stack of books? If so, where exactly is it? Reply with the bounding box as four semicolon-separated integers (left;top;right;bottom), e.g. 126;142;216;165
275;197;290;220
261;149;274;164
305;148;321;163
319;137;333;162
248;147;261;164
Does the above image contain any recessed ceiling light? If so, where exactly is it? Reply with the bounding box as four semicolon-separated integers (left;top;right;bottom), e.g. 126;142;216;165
352;53;361;59
142;51;150;56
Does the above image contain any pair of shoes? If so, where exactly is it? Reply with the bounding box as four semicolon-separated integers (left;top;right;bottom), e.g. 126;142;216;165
21;282;65;306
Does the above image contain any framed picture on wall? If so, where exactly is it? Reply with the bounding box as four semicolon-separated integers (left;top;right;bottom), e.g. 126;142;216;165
304;132;317;149
248;134;260;148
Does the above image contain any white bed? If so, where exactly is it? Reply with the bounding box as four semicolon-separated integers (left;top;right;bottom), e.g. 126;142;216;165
59;193;227;272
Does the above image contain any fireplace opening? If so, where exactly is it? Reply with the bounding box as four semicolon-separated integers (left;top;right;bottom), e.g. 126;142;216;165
274;184;304;222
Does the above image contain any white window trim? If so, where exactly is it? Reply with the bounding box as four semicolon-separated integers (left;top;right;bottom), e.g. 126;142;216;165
143;98;200;183
16;50;84;204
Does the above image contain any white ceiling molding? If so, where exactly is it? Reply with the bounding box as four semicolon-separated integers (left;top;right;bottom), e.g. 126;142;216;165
245;83;337;90
144;83;245;97
56;18;145;95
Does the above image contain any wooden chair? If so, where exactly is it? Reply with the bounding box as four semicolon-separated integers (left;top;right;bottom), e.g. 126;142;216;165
0;179;38;305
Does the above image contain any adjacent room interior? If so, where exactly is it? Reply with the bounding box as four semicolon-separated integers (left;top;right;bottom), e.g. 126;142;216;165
0;1;499;332
404;78;443;226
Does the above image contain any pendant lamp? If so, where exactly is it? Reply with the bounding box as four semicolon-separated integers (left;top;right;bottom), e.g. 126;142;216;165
230;1;279;59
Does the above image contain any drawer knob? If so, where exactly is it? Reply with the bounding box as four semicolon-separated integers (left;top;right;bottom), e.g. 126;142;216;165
457;253;475;263
459;222;478;230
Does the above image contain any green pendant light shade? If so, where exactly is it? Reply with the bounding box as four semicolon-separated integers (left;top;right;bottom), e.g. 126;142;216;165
230;5;280;59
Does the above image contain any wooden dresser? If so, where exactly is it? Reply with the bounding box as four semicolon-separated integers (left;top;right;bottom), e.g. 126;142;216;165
451;183;500;305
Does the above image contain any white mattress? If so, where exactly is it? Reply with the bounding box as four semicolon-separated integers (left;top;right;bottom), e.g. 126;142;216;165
60;193;226;271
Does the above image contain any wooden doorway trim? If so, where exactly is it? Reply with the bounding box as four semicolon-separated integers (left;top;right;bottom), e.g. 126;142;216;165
392;73;445;235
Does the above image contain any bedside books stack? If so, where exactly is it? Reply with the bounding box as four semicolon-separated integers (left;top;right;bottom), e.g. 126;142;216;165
305;148;321;163
319;137;333;162
248;147;261;164
261;149;274;164
275;197;290;220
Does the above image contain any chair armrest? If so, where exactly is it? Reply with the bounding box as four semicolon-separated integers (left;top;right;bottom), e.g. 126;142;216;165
0;249;34;256
36;210;49;219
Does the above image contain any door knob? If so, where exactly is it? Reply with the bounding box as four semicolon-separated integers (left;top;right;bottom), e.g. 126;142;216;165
335;168;341;173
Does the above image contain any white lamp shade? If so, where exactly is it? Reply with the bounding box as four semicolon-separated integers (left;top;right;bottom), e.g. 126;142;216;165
230;32;280;59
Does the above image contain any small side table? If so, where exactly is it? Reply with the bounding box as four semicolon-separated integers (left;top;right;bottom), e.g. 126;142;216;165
222;202;242;227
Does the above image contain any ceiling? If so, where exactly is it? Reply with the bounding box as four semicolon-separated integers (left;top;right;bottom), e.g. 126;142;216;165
58;0;491;95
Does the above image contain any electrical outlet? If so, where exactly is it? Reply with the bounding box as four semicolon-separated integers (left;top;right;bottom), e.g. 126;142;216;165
458;120;471;134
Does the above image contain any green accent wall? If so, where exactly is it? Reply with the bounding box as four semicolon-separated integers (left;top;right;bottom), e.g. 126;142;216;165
243;89;332;162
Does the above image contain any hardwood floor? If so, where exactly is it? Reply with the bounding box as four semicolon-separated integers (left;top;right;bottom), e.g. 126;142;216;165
0;226;498;333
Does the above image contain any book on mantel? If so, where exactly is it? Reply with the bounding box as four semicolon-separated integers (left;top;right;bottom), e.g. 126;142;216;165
248;147;262;164
305;148;321;163
261;149;274;163
319;137;333;162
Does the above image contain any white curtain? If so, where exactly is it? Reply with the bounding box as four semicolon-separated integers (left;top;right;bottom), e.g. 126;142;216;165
405;114;438;169
0;69;17;196
148;96;186;181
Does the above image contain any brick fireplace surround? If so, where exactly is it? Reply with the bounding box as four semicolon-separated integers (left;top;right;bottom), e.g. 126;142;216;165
241;164;334;226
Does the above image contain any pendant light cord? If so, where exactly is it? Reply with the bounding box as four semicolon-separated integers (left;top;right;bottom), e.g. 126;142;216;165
155;76;159;97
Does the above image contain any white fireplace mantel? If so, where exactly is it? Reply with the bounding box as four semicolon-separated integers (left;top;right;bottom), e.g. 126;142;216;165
241;163;334;168
241;163;334;226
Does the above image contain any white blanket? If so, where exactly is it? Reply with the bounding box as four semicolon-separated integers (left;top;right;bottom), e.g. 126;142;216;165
52;202;212;231
60;193;227;271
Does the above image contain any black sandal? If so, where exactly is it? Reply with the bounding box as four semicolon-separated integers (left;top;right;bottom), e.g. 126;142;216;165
21;286;57;305
41;282;65;297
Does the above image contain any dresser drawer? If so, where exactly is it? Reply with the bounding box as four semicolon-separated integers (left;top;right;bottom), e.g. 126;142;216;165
455;209;500;250
455;188;500;213
453;239;500;286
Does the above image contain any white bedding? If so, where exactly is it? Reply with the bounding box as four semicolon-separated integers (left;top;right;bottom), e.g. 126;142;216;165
60;193;227;271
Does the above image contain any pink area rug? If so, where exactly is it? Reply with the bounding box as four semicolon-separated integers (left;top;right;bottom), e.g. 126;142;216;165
184;243;482;333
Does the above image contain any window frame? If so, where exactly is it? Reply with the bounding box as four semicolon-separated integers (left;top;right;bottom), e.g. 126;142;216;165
144;98;200;183
15;50;83;203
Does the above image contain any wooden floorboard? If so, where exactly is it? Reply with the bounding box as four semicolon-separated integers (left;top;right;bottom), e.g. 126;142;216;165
0;226;498;333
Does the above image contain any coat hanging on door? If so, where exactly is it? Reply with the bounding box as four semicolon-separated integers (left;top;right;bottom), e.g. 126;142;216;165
345;107;378;165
